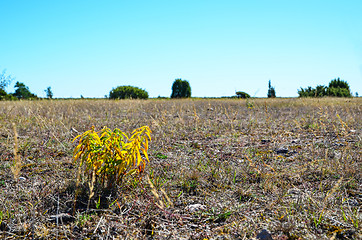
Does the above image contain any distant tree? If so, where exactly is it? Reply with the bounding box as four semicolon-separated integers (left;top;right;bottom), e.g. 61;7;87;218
328;78;350;89
298;78;352;98
157;95;168;99
109;85;148;99
326;87;351;97
298;86;312;97
171;79;191;98
267;80;276;98
298;85;326;97
12;82;37;99
326;78;352;97
315;85;327;97
0;69;14;91
356;92;359;97
0;69;16;100
235;91;250;99
44;86;53;99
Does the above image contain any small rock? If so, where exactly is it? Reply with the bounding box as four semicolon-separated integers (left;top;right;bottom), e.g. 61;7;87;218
256;229;273;240
185;204;206;213
287;188;301;195
19;177;26;181
261;139;271;144
276;147;288;154
189;223;199;229
332;142;344;147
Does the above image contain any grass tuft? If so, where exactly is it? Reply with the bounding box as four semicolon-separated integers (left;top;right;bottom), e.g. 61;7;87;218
10;123;22;180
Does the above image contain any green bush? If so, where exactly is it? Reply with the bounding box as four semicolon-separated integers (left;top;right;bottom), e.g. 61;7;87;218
0;89;16;100
326;78;352;97
328;78;350;90
235;91;250;98
171;79;191;98
109;86;148;99
298;85;327;97
326;87;351;97
298;78;352;98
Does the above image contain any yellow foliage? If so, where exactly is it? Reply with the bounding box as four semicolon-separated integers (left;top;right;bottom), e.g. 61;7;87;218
73;126;151;187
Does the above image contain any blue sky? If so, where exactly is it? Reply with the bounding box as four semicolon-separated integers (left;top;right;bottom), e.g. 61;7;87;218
0;0;361;98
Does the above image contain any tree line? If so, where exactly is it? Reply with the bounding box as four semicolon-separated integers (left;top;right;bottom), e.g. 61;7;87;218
0;69;53;100
298;78;353;97
0;68;358;100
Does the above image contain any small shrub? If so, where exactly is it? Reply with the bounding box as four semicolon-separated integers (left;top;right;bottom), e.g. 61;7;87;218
109;85;148;99
0;89;17;100
0;89;7;98
181;170;200;195
73;126;151;188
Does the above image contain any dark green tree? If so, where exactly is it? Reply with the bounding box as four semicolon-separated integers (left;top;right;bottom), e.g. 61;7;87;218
315;85;327;97
12;82;37;99
44;86;53;99
171;79;191;98
298;86;312;97
326;78;352;97
328;78;350;89
298;85;327;97
109;85;148;99
0;89;17;100
235;91;250;98
0;89;10;100
298;78;352;98
267;80;276;98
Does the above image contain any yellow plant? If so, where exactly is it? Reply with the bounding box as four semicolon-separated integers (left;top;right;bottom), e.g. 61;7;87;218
73;126;151;187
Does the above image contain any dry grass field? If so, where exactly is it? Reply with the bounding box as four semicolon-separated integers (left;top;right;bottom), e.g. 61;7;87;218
0;98;361;239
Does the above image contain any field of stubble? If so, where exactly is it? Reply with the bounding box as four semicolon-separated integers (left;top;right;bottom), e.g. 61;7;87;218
0;98;361;239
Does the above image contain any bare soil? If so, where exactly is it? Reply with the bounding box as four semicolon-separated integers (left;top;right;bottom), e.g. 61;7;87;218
0;98;361;239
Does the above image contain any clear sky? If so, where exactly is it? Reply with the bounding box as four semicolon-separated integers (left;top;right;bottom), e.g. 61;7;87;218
0;0;361;98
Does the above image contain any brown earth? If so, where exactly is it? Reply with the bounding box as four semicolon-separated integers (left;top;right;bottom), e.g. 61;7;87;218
0;98;361;239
